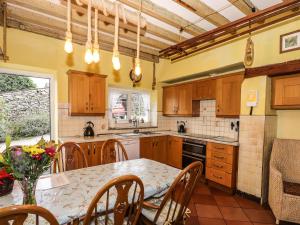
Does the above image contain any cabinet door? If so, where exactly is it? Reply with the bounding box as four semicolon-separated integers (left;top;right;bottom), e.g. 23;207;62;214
78;142;92;167
93;141;104;166
216;74;243;117
272;74;300;108
177;83;193;115
193;79;216;100
163;86;178;115
140;137;153;160
153;136;168;164
89;76;106;115
68;73;90;115
167;136;183;169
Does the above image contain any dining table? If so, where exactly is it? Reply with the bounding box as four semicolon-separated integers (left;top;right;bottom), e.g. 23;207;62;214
0;158;181;224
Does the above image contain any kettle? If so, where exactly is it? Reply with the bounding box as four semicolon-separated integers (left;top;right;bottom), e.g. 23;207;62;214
84;121;95;137
177;121;186;133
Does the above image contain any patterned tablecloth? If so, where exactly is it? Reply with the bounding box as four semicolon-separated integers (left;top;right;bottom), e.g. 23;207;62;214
0;159;181;224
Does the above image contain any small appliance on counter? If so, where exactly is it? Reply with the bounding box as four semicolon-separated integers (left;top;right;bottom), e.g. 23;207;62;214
177;121;186;133
84;121;95;137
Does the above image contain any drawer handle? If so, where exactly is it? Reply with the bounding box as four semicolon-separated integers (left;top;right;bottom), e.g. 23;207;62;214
214;156;224;159
213;174;223;179
213;164;223;168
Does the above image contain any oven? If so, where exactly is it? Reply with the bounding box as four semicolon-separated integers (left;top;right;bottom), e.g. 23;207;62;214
182;138;206;174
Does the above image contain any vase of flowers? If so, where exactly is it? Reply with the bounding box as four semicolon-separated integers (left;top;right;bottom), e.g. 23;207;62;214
0;137;57;204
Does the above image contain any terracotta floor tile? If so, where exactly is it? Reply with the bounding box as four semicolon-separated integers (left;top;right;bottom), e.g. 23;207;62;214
252;223;275;225
210;187;232;196
198;218;227;225
188;199;198;217
243;209;275;224
214;195;239;207
195;184;212;195
196;204;223;219
219;207;249;221
186;216;200;225
234;196;263;209
193;194;217;205
225;221;253;225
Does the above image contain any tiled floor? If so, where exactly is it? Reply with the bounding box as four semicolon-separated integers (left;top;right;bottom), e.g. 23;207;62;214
187;182;277;225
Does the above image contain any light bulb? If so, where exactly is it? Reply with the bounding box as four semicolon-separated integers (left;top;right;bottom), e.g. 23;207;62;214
134;58;141;76
85;48;93;64
112;51;121;71
93;48;100;63
64;38;73;53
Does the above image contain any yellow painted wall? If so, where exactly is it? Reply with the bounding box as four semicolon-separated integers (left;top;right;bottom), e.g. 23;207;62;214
277;110;300;139
0;28;156;104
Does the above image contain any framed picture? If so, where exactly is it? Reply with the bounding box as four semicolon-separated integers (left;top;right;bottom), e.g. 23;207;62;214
280;30;300;53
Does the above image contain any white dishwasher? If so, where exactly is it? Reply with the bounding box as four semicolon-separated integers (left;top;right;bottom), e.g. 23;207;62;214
120;138;140;160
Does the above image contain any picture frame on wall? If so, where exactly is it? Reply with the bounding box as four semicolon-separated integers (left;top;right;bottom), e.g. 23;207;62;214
280;30;300;53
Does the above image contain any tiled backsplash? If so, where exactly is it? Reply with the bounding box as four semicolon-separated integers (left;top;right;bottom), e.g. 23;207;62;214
58;100;239;140
157;100;239;140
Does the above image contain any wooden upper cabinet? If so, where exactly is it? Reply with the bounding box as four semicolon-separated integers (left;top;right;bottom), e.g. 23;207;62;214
216;73;244;117
68;70;107;116
192;79;216;100
163;86;178;115
272;74;300;109
163;83;197;116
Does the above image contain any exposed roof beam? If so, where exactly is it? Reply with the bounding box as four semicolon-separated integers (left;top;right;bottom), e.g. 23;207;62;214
172;0;230;26
6;18;159;62
228;0;253;15
5;4;160;57
118;0;205;36
6;0;169;50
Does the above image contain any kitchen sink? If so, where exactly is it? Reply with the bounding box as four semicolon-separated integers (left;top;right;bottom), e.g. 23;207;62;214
117;131;161;137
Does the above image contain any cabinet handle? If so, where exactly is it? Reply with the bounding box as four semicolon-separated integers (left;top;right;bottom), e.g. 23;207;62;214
213;174;223;179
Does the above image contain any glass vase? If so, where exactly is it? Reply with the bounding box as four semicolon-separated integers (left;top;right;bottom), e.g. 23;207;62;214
19;178;38;205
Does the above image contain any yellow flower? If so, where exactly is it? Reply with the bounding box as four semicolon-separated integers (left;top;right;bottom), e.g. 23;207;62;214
0;153;4;162
23;145;45;156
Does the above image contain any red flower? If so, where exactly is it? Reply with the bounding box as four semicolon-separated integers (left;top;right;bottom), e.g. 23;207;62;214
32;154;42;160
0;168;13;185
45;146;56;158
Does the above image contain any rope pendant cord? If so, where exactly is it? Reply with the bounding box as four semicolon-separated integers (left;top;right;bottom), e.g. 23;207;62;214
87;0;92;45
94;8;98;47
114;2;119;53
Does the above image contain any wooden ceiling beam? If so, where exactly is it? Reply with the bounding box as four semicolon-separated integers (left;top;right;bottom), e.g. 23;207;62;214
172;0;230;26
5;0;169;50
118;0;204;36
6;18;159;62
5;5;160;58
228;0;253;15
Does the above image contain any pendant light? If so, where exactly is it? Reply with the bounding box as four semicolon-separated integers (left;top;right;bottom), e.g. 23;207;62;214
93;8;100;63
112;1;121;71
84;0;93;64
64;0;73;53
134;1;142;76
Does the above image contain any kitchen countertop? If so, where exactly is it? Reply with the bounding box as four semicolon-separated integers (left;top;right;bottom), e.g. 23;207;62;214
59;131;239;146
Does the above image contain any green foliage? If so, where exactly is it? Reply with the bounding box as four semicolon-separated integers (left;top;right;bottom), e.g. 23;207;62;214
0;97;9;142
0;74;36;93
0;113;50;142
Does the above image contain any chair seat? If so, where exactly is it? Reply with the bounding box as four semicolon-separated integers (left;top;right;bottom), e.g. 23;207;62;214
283;181;300;196
81;215;129;225
142;197;182;225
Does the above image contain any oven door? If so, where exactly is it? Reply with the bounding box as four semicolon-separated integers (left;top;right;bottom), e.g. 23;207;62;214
182;152;206;174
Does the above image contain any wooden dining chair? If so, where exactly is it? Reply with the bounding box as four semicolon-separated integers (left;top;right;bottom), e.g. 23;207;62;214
140;161;203;225
52;142;88;173
82;175;144;225
0;205;59;225
100;139;128;165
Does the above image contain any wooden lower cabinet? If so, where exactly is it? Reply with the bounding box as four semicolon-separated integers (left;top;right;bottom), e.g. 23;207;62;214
140;135;182;168
167;136;183;169
78;141;104;167
206;142;238;188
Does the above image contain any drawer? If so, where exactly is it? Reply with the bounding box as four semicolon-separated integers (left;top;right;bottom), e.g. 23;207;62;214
206;168;232;187
207;142;234;155
207;149;233;164
206;158;233;174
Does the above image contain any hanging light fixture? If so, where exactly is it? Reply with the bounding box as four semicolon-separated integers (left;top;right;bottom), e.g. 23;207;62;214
64;0;73;53
85;0;93;64
134;0;142;76
93;8;100;63
112;1;121;71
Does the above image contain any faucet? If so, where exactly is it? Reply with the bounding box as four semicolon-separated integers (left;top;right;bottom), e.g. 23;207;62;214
131;117;139;128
